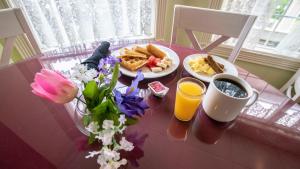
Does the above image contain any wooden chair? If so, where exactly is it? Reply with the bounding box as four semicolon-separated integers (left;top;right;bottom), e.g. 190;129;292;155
0;8;41;67
170;5;257;63
280;68;300;103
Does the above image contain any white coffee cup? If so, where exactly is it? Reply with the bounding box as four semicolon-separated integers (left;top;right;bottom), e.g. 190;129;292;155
202;74;259;122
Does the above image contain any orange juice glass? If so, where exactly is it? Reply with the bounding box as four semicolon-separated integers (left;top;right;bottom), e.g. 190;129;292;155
174;77;206;121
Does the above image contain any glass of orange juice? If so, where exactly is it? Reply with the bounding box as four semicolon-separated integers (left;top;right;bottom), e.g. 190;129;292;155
174;77;206;121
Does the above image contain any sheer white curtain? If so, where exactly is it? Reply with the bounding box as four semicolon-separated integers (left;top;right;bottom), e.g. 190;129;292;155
276;19;300;56
221;0;300;58
222;0;274;49
12;0;155;51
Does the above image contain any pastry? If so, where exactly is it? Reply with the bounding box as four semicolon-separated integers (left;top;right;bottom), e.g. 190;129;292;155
146;44;166;59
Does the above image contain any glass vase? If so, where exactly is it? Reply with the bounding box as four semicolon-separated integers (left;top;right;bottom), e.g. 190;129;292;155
74;95;90;136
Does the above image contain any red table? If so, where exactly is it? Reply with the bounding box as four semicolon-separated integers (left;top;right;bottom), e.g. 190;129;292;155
0;42;299;169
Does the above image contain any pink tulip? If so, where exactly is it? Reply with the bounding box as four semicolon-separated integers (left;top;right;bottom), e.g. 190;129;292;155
31;69;78;104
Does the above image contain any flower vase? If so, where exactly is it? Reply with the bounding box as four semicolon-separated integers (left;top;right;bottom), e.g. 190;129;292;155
74;95;90;136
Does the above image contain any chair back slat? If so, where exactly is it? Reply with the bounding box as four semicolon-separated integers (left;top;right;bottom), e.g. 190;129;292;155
1;37;16;66
280;68;300;103
184;29;202;50
14;9;41;55
174;5;251;38
0;9;23;38
203;35;230;53
0;8;41;66
228;15;257;63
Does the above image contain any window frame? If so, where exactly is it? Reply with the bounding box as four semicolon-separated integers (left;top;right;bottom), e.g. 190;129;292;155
208;0;300;72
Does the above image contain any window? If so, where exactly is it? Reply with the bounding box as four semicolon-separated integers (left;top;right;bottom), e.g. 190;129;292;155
11;0;156;51
221;0;300;58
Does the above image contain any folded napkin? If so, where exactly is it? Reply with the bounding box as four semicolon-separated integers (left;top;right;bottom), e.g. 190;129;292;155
81;41;111;70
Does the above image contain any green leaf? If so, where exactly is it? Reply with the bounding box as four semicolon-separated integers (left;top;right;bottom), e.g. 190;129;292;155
108;63;119;93
98;85;109;104
98;74;104;84
107;99;117;113
83;81;99;109
126;117;138;126
91;100;109;127
107;112;120;126
88;133;96;145
82;114;91;127
83;81;99;99
105;99;119;125
92;100;108;114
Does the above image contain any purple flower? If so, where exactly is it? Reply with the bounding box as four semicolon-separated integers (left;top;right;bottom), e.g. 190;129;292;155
114;71;149;117
107;56;121;65
104;77;111;84
126;70;144;96
98;56;121;76
114;90;149;117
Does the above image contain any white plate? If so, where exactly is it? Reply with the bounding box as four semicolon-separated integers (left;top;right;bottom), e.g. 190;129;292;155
183;54;238;82
112;44;180;79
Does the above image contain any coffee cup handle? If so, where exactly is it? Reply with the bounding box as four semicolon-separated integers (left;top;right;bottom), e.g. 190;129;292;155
245;89;259;107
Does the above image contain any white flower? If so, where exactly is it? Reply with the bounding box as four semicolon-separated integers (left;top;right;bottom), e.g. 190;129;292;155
71;64;98;83
118;115;126;125
97;147;120;165
76;64;87;73
96;129;115;146
99;163;112;169
84;68;98;82
86;151;101;158
81;69;98;83
103;148;120;161
102;120;114;130
86;122;99;134
110;159;127;169
99;159;127;169
119;159;127;166
97;154;107;166
118;126;126;134
71;64;87;80
119;137;134;151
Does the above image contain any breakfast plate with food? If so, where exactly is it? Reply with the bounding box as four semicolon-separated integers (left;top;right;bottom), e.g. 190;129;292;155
112;44;180;79
183;54;238;82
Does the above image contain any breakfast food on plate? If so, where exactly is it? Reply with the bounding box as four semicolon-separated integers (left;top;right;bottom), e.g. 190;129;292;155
188;55;224;76
118;44;172;73
134;46;152;56
123;48;147;59
120;56;148;71
147;56;172;72
151;67;163;73
204;55;224;73
146;44;166;59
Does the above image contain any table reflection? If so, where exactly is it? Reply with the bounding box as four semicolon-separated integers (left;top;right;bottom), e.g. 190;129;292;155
167;116;191;141
192;106;235;144
122;132;148;167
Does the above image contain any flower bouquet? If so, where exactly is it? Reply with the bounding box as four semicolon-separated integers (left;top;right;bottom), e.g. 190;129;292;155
31;42;149;169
